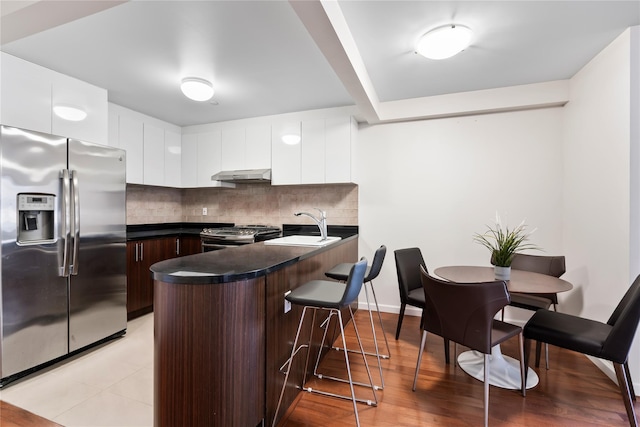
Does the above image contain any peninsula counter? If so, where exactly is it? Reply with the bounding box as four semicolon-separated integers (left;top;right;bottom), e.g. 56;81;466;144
150;235;358;427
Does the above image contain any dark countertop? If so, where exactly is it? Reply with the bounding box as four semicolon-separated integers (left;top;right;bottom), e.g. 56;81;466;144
150;234;358;285
127;222;233;240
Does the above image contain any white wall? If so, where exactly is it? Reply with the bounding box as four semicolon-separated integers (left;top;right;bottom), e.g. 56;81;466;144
356;107;565;322
563;27;639;382
355;26;639;385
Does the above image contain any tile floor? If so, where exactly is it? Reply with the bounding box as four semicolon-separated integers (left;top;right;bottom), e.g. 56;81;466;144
0;313;154;427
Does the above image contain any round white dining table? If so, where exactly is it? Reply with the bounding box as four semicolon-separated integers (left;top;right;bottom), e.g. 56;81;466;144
433;265;573;390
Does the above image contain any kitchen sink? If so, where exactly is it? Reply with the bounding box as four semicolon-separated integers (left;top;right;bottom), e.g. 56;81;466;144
264;235;341;247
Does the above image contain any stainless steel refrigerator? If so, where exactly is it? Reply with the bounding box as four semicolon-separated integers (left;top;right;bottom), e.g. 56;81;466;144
0;125;127;386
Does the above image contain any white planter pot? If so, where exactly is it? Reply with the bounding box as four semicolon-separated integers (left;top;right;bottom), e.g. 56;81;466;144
494;266;511;281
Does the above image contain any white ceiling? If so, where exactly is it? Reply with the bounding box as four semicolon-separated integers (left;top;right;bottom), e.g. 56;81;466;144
1;1;639;127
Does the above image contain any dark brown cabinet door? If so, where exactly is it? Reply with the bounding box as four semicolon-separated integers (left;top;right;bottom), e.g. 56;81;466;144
179;235;202;256
127;237;179;320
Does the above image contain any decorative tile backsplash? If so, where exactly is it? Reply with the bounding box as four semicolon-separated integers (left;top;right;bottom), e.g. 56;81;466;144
126;184;358;226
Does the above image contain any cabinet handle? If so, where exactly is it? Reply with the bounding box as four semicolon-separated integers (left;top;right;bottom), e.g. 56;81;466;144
176;238;180;255
135;243;139;262
140;242;144;261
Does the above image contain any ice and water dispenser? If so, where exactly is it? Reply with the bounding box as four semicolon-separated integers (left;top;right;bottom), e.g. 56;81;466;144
17;194;55;244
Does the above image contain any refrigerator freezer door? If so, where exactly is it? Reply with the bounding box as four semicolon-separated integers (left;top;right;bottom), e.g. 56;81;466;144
67;139;126;351
0;126;69;378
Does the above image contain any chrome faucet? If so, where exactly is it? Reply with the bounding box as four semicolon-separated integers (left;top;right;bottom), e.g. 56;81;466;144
294;208;328;241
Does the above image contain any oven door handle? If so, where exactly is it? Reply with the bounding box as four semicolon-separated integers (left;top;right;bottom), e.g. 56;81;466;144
201;242;235;252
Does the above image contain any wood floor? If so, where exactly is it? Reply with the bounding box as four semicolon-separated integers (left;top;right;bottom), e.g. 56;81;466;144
0;311;636;426
277;311;637;427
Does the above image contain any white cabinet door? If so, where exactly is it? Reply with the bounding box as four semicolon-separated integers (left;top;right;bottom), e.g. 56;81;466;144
0;53;52;134
164;129;181;187
325;116;353;183
220;127;245;171
181;134;198;188
301;119;325;184
197;131;222;187
143;123;165;186
271;122;301;185
107;106;120;148
245;124;271;169
119;114;144;184
52;72;108;145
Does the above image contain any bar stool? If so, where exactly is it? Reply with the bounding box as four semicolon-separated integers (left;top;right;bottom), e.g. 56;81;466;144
272;258;377;427
324;245;389;389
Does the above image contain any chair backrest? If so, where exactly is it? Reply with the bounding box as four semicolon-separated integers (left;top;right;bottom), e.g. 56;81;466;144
420;266;510;354
510;253;566;278
339;257;368;307
364;245;387;282
395;248;426;303
602;274;640;363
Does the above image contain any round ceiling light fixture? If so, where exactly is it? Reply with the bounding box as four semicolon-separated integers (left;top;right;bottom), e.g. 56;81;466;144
180;77;214;101
416;24;473;60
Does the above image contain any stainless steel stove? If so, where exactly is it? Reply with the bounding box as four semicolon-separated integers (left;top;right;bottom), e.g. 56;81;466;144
200;225;281;252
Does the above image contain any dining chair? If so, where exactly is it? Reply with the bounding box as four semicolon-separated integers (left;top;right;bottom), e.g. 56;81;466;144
509;253;566;369
523;274;640;427
394;248;426;339
413;266;525;427
272;258;377;427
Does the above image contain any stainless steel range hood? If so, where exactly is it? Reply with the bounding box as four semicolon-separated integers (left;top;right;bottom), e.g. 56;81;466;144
211;168;271;183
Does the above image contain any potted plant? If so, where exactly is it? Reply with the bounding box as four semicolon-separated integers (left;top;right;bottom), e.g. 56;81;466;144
473;213;539;280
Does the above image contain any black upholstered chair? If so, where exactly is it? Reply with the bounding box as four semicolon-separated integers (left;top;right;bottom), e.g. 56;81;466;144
272;258;377;427
509;253;566;369
394;248;427;340
523;274;640;427
413;266;525;427
510;253;566;311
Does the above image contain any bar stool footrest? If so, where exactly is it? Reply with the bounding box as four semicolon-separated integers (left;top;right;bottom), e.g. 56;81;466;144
314;372;382;390
302;386;379;406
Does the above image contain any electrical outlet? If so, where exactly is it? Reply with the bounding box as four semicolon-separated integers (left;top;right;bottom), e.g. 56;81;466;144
202;207;207;215
284;290;292;313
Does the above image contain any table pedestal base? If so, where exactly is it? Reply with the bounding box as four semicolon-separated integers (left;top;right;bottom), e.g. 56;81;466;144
458;346;538;390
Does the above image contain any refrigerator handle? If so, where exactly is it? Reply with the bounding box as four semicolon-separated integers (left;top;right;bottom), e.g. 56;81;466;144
60;169;71;277
70;170;80;275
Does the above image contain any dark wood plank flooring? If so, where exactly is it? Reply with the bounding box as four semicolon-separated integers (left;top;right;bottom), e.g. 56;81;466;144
277;311;637;426
0;311;635;426
0;400;63;427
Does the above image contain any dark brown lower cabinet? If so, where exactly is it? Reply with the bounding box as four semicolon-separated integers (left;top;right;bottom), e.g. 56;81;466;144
126;237;178;319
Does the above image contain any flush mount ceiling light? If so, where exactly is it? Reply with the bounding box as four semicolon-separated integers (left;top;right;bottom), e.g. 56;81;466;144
53;105;87;121
281;134;301;145
180;77;214;101
416;24;473;60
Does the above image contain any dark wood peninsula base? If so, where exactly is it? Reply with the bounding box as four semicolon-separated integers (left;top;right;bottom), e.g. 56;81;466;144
151;235;358;427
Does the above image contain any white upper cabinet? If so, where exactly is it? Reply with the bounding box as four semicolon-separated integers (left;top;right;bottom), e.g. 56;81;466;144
1;53;51;134
143;123;165;186
110;103;181;186
164;130;181;187
301;119;325;184
245;123;271;169
180;130;234;188
271;116;354;186
52;72;108;144
325;116;355;183
197;130;223;187
1;52;107;144
220;127;245;171
220;123;271;171
271;121;302;185
118;113;144;184
181;134;198;188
